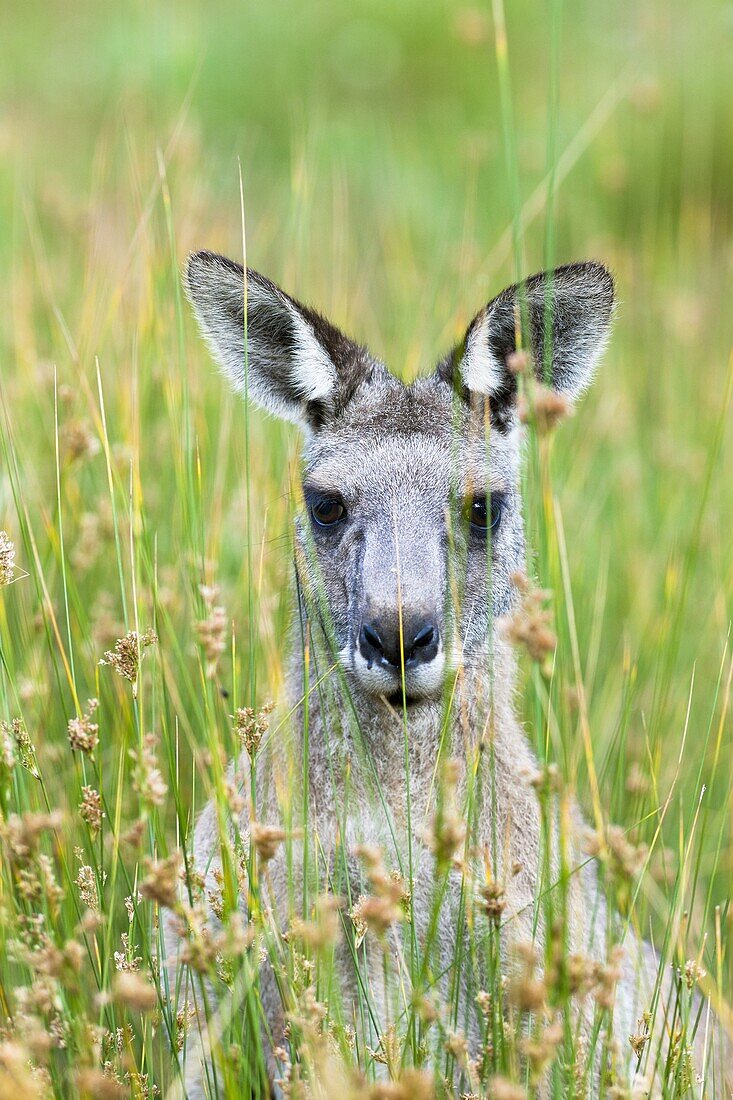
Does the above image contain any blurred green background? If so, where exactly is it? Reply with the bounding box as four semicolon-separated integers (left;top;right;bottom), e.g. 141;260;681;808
1;0;732;976
0;3;732;1094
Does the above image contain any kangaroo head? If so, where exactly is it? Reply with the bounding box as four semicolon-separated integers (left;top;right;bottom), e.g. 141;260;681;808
186;251;614;704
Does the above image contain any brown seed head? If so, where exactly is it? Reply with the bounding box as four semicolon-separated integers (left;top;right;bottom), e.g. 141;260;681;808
2;718;39;778
507;349;532;377
520;1019;563;1078
113;971;157;1013
487;1076;525;1100
424;758;466;867
250;822;288;864
130;733;167;809
61;420;101;463
503;573;557;669
234;701;275;759
79;786;104;833
681;959;706;990
139;852;181;910
479;879;506;926
99;629;157;697
518;384;571;435
289;894;342;951
364;1069;434;1099
628;1013;651;1058
67;699;100;756
196;585;228;679
74;1068;128;1100
0;531;16;587
586;824;648;882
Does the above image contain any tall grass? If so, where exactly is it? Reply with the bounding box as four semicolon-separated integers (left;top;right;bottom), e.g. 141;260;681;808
1;1;731;1096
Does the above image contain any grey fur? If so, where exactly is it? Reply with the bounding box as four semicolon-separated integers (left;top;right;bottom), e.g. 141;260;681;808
168;254;728;1098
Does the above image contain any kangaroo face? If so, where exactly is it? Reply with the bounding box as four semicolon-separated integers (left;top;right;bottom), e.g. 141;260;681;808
186;253;613;703
298;377;523;701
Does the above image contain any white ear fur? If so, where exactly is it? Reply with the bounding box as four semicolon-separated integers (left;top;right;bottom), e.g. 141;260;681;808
245;278;336;410
458;309;506;397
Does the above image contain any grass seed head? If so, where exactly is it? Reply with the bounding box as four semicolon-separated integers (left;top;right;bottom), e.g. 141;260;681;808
479;878;506;927
179;917;219;975
625;761;651;797
75;1067;128;1098
67;699;100;757
250;822;288;864
367;1024;401;1075
113;932;142;973
453;8;490;48
195;585;228;679
113;971;156;1013
130;733;167;809
592;944;625;1010
444;1030;468;1067
628;1013;651;1058
71;511;104;572
350;846;410;941
139;853;181;910
289;894;342;951
364;1070;434;1099
586;824;648;883
75;864;100;911
487;1076;525;1100
518;383;571;435
566;952;599;997
350;897;368;948
350;891;404;942
0;1040;49;1098
0;531;16;587
99;630;157;697
79;786;104;833
680;959;706;990
504;573;557;671
1;723;14;769
174;1002;195;1053
61;420;101;464
424;759;466;868
1;718;39;778
507;941;546;1014
507;349;532;377
234;701;275;759
1;811;63;865
520;1018;563;1080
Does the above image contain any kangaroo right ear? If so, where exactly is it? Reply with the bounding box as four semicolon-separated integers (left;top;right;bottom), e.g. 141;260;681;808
185;251;372;429
436;261;615;430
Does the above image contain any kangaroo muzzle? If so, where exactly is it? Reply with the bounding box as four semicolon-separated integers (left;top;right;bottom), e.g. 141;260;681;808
358;616;440;670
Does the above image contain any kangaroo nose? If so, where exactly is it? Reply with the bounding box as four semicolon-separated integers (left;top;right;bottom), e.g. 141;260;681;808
359;618;439;669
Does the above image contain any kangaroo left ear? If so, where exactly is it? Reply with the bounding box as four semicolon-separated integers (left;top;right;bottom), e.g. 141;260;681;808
185;251;376;430
437;261;615;425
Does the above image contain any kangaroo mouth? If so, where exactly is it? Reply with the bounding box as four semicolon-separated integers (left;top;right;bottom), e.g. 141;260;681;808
384;689;421;708
342;632;447;704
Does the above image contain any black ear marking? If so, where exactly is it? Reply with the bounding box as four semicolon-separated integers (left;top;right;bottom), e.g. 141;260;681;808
184;251;379;429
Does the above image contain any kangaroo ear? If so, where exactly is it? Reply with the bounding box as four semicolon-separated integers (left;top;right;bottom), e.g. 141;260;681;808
437;261;615;427
185;251;372;428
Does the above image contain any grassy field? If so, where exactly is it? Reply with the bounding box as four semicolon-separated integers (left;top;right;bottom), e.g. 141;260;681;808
1;0;732;1096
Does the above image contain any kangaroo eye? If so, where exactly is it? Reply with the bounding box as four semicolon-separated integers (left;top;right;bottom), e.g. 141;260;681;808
464;494;503;534
311;497;346;528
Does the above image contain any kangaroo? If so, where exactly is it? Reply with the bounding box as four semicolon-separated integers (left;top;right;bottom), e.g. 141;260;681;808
168;251;726;1098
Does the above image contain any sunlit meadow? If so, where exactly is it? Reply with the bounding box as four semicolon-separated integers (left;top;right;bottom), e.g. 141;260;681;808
1;1;732;1097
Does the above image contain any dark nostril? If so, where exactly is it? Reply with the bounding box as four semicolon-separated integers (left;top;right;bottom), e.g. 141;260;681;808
359;620;439;669
361;623;383;653
411;624;436;650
